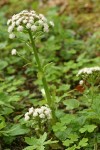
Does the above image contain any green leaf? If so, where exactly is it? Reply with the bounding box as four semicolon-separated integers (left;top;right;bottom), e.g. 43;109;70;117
63;139;73;147
37;71;43;80
79;124;97;133
78;138;88;147
44;139;58;145
25;133;58;149
0;92;14;108
69;134;79;142
57;84;70;92
25;137;38;146
39;132;47;143
63;134;79;147
60;114;76;125
23;146;35;150
43;62;54;72
52;122;67;132
63;99;80;110
66;145;77;150
0;116;6;130
0;60;8;70
5;124;30;136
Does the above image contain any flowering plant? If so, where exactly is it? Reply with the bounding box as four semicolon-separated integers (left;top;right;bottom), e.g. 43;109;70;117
7;10;55;123
77;66;100;86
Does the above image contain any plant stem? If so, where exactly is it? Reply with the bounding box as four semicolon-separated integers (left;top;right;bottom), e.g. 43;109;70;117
94;135;98;150
28;30;52;108
94;143;97;150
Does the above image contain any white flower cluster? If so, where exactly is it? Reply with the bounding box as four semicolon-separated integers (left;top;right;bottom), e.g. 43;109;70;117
24;106;52;121
7;10;54;39
77;67;100;76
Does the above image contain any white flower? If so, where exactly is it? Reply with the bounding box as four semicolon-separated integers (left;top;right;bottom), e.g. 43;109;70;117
39;113;45;119
33;111;38;117
9;33;15;39
39;14;47;22
47;114;52;119
45;110;50;115
8;26;14;33
41;106;47;111
29;19;34;23
87;70;92;74
38;20;44;25
21;10;28;13
17;25;24;32
25;115;30;121
31;25;37;31
15;14;20;20
23;19;28;24
18;18;23;22
37;108;44;114
77;67;100;76
43;24;49;32
79;80;84;85
11;49;17;55
49;21;54;27
12;22;16;27
92;66;100;71
28;107;34;115
31;10;36;14
26;23;31;29
30;16;34;20
7;19;11;25
35;108;40;113
41;88;45;97
16;19;21;26
25;112;29;116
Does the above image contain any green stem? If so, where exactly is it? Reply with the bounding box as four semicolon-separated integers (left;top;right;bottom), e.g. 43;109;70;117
94;134;98;150
28;30;52;108
94;143;97;150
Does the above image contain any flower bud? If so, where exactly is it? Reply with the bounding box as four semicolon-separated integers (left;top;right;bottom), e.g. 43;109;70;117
11;49;17;55
9;33;15;39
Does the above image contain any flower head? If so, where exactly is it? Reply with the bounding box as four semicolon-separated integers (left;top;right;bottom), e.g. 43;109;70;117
24;105;52;122
77;67;100;76
7;10;54;39
77;66;100;85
